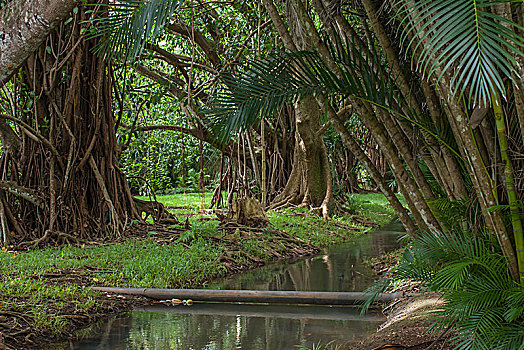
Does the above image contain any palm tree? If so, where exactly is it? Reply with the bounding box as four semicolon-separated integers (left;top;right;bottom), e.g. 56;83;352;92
207;0;524;347
391;0;524;284
209;0;524;283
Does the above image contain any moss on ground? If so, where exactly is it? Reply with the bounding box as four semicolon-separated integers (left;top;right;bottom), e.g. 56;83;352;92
0;192;397;349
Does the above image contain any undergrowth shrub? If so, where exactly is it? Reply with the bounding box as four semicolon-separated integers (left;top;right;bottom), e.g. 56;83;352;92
363;230;524;350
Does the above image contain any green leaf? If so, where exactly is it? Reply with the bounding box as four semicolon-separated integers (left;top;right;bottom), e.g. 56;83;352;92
88;0;181;63
394;0;524;106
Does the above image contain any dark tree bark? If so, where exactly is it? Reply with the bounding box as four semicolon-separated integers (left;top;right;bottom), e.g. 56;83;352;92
0;0;78;84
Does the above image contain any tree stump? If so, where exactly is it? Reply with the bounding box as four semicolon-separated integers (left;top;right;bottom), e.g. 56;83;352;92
219;197;270;228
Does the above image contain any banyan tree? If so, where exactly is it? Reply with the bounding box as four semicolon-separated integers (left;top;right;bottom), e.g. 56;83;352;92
0;2;145;246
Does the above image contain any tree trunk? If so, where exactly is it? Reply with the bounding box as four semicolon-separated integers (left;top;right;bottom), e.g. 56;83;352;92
0;0;78;84
271;97;333;218
262;0;333;217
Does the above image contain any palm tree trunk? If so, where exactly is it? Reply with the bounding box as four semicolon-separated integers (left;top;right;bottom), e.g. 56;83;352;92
375;109;435;201
354;99;441;232
320;98;418;236
397;2;520;280
437;85;518;280
419;79;468;200
496;2;524;145
492;91;524;284
370;0;468;202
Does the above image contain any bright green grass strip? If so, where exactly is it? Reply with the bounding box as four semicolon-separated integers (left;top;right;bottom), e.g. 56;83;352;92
136;192;213;209
1;238;227;289
1;193;398;289
346;193;401;226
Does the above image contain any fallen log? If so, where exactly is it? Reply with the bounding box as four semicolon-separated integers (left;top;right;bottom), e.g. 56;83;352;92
93;287;403;305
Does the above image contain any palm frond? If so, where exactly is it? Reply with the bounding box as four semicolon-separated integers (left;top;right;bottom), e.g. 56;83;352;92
365;228;523;350
360;276;391;315
394;0;524;106
206;33;466;157
205;36;408;140
504;290;524;322
88;0;181;62
489;320;524;350
205;51;337;139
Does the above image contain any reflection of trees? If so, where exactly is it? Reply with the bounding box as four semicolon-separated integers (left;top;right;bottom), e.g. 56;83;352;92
76;314;133;350
216;222;404;294
76;310;382;349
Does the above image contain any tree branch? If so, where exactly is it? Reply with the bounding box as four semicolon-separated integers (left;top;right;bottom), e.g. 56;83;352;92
166;22;221;67
134;64;209;101
147;44;218;75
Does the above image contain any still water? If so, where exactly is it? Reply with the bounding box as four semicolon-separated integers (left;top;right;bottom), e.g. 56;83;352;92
60;220;405;350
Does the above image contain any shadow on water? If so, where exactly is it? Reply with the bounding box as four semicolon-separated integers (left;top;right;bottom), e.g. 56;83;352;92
54;220;405;350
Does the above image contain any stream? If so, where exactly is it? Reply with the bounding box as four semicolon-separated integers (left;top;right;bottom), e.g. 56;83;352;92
57;220;405;349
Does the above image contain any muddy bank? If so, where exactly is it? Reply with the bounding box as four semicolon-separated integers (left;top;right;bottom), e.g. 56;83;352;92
350;250;453;350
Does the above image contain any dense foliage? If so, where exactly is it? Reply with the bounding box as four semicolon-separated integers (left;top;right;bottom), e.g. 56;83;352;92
1;0;524;348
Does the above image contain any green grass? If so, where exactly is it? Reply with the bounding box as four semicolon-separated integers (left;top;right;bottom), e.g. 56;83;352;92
138;192;212;210
1;239;227;289
345;193;401;226
1;192;399;341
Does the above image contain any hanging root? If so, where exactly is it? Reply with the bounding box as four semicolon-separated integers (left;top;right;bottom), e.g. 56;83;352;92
89;156;122;236
0;197;8;246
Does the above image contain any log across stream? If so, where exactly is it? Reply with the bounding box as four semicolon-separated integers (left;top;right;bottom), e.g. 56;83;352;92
93;287;403;305
52;220;405;350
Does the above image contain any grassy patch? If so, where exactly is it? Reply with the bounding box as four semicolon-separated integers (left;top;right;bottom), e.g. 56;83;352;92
1;192;399;347
343;193;401;226
139;192;212;210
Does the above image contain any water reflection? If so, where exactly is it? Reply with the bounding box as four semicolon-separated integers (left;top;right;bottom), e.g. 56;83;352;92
69;306;383;350
57;220;404;350
210;220;404;293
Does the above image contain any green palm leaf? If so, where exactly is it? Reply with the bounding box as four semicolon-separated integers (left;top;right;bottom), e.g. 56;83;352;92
206;35;464;158
205;37;401;139
205;51;335;139
395;0;524;105
89;0;181;62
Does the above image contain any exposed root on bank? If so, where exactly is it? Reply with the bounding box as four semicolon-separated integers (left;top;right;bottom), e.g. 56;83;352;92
133;198;182;225
0;293;141;350
18;229;90;249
